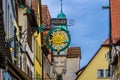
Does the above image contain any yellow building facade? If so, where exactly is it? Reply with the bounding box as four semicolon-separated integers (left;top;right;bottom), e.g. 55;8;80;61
33;0;42;79
76;43;110;80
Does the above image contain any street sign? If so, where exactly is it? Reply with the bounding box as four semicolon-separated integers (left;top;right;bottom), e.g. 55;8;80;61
50;18;67;26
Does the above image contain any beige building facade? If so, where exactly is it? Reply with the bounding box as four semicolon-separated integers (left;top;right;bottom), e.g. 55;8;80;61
52;47;81;80
76;40;110;80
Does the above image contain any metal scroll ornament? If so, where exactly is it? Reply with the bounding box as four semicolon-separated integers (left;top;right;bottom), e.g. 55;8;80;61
46;27;71;52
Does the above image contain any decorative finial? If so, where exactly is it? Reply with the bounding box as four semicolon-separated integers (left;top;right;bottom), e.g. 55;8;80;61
60;0;63;13
57;0;66;18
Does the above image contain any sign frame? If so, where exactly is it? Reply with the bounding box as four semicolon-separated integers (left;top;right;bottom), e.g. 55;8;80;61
50;18;67;26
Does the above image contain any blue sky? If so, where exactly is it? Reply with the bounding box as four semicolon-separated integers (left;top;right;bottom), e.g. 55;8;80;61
42;0;109;68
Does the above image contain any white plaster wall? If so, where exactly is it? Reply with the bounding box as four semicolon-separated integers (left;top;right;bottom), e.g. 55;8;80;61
63;58;80;80
53;57;66;74
18;5;34;77
18;7;27;51
26;55;34;78
26;43;34;63
53;56;80;80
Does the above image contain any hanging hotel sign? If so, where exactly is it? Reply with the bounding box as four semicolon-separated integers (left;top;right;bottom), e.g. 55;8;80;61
46;27;71;53
50;18;67;26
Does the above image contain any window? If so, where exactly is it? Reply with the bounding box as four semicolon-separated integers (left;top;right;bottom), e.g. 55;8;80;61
105;69;110;77
6;2;14;39
97;69;110;78
8;78;10;80
105;52;110;61
6;3;10;39
3;76;5;80
98;69;104;78
57;75;62;80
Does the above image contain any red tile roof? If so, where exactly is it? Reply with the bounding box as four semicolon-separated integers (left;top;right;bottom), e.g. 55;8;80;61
67;47;81;58
103;0;120;45
111;0;120;39
42;5;51;29
111;0;120;43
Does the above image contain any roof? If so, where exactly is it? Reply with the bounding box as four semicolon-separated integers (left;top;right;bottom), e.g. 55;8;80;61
67;47;81;58
76;66;86;75
42;5;51;29
102;0;120;45
57;1;66;19
111;0;120;44
111;0;120;38
57;11;66;18
103;38;120;46
103;38;109;46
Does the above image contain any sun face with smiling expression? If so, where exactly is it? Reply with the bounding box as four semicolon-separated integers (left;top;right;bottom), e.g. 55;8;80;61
50;30;67;52
46;27;71;53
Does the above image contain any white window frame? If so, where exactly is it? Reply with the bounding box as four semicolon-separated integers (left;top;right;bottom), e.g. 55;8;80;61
97;69;110;78
97;69;104;78
105;69;110;78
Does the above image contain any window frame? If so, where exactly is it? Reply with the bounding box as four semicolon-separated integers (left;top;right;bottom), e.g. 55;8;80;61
105;69;110;78
97;69;104;78
57;75;62;80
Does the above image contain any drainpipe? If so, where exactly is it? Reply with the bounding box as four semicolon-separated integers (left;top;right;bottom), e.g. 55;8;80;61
108;0;113;79
103;0;112;79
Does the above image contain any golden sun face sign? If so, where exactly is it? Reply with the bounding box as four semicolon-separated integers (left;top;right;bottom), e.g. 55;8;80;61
46;27;71;53
50;30;67;51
